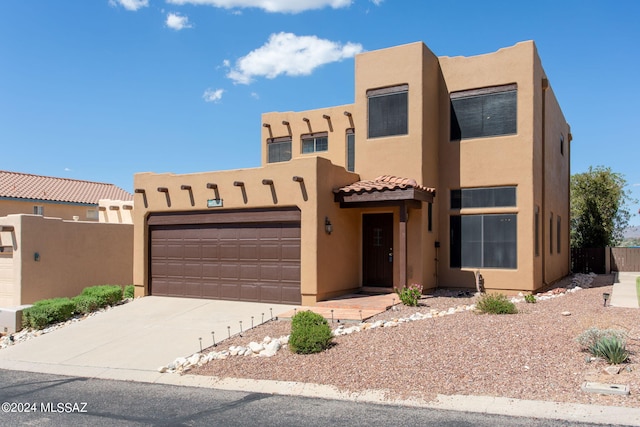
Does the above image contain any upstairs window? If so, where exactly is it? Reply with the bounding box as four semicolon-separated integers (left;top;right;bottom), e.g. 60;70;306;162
450;84;517;140
267;137;292;163
367;84;408;138
450;186;516;209
33;206;44;216
301;132;328;154
346;129;355;172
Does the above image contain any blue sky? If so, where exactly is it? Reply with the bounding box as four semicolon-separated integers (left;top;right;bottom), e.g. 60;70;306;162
1;0;639;225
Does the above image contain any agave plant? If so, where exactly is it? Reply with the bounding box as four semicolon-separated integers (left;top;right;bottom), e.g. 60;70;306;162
590;336;629;365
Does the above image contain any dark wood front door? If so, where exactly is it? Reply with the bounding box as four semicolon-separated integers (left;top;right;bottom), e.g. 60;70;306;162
362;213;393;287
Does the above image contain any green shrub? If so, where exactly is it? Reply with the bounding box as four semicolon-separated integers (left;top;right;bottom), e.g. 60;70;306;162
80;285;123;308
476;293;518;314
289;311;333;354
72;294;100;314
576;327;627;351
124;285;135;299
396;283;423;306
22;298;76;329
591;336;629;364
524;294;536;303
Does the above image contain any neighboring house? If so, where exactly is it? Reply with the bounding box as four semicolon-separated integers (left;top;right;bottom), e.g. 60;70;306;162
132;40;570;306
0;170;133;221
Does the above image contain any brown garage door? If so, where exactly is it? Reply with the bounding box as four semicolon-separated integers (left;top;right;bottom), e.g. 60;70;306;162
148;209;301;304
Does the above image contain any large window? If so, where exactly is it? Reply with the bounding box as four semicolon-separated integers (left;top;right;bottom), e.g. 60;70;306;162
450;84;517;140
368;85;408;138
450;186;516;209
450;214;517;269
267;137;292;163
346;129;355;172
302;132;328;154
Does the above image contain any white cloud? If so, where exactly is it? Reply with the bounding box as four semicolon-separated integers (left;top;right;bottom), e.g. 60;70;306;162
225;32;363;85
108;0;149;11
165;0;352;14
166;13;193;30
203;88;225;103
370;0;383;5
250;92;260;99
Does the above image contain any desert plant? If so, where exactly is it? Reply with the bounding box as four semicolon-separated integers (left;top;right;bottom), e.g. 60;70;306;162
22;298;76;329
289;310;333;354
591;336;629;364
576;327;627;352
124;284;135;299
524;294;536;303
476;293;518;314
396;283;423;306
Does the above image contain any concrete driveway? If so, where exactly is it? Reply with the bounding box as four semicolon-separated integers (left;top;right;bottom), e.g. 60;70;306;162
0;297;297;382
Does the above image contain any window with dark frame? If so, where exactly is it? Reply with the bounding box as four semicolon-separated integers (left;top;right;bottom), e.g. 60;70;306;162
450;186;516;209
450;214;517;269
367;84;408;138
346;129;355;172
560;134;564;156
428;202;432;232
450;84;517;140
301;132;328;154
33;206;44;216
267;137;292;163
557;216;561;253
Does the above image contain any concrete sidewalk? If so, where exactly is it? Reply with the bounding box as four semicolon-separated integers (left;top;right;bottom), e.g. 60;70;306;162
610;271;640;308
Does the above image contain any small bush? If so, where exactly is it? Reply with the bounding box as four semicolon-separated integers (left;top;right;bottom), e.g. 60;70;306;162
289;311;333;354
22;298;76;329
524;294;536;303
396;283;423;306
476;293;518;314
124;285;135;299
80;285;123;308
591;336;629;365
72;294;100;314
576;327;627;351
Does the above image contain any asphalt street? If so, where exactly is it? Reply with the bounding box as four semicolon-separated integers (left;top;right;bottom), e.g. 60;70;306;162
0;369;625;427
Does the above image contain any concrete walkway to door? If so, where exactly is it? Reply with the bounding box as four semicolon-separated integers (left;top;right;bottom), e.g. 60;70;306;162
610;271;640;308
0;297;297;382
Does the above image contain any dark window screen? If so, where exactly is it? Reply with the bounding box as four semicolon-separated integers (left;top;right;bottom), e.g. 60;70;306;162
450;214;517;269
368;89;408;138
267;138;292;163
451;187;516;209
451;87;517;140
346;130;355;172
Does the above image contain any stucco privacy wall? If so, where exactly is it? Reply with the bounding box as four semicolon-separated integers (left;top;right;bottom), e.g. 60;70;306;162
133;157;359;305
0;214;133;307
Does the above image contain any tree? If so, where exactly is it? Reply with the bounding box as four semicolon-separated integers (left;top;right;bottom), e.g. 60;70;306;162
570;166;636;248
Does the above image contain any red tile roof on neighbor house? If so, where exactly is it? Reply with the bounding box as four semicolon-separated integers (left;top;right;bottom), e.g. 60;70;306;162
334;175;436;195
0;170;133;204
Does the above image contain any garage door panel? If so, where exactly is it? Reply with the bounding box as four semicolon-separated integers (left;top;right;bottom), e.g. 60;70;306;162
220;283;240;300
150;211;301;304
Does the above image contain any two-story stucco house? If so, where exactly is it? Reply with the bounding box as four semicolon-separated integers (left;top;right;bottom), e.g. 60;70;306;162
132;40;571;306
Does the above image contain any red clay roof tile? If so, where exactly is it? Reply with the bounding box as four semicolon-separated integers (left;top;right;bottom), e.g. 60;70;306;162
0;170;133;204
334;175;436;195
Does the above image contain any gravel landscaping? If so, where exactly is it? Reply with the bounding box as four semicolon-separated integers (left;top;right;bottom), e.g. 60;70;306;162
190;274;640;408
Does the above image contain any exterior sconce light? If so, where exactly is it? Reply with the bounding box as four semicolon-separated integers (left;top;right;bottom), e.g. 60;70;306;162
34;252;40;262
602;292;610;307
325;217;333;235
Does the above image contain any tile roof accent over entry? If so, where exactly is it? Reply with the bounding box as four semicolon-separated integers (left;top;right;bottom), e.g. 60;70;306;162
0;170;133;204
334;175;436;196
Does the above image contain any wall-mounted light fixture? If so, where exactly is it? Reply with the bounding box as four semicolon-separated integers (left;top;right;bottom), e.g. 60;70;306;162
325;217;333;235
34;252;40;262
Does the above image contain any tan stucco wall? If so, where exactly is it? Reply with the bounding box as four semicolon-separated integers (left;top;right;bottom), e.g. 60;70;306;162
0;199;100;222
99;199;134;224
0;214;133;307
133;157;361;305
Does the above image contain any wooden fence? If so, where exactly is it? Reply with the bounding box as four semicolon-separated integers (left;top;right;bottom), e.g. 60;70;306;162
571;247;640;273
611;247;640;271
